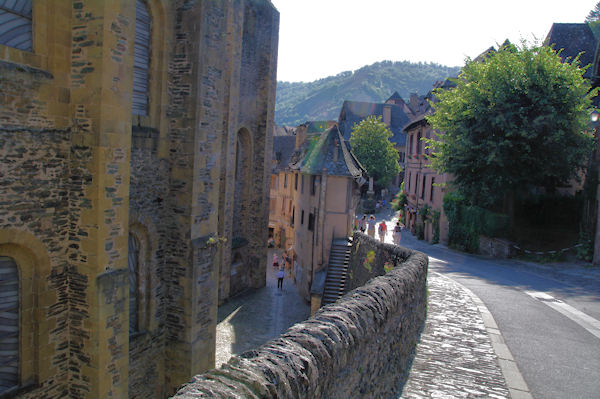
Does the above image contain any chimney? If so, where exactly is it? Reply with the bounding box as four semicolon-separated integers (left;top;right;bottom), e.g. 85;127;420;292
383;104;391;126
296;123;307;149
409;93;419;113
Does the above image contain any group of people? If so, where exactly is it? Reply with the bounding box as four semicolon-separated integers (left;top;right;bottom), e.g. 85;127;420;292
357;214;404;245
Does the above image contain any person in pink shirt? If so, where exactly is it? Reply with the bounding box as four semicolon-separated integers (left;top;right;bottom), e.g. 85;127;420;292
378;221;387;242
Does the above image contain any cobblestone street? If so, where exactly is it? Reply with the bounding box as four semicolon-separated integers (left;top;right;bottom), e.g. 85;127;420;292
215;249;310;368
401;273;510;398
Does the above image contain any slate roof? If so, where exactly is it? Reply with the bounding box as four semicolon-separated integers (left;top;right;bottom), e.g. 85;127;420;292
290;125;365;181
305;121;333;133
545;23;597;79
272;135;297;173
337;99;412;146
386;91;403;102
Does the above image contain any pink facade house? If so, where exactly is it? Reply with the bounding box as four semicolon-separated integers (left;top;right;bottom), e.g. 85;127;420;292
269;122;366;310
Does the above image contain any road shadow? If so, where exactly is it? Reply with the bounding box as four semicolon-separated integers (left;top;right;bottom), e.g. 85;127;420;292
398;227;600;301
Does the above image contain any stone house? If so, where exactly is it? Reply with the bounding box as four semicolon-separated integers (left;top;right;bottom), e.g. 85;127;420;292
402;90;450;244
289;123;365;303
0;1;278;398
269;122;365;304
268;121;336;254
338;92;415;187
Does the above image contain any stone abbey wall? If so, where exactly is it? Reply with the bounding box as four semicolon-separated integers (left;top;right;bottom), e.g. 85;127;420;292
0;1;278;398
172;235;428;398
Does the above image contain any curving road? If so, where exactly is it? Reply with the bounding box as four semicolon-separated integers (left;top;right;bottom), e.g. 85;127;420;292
379;210;600;399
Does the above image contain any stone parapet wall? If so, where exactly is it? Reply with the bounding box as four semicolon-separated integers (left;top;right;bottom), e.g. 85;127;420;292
172;233;428;398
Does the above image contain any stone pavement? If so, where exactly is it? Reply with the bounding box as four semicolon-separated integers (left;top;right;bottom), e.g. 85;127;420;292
215;207;517;397
400;272;510;398
215;248;310;368
365;206;518;398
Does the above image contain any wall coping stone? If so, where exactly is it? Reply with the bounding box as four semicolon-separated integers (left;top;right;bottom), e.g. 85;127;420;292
172;233;428;399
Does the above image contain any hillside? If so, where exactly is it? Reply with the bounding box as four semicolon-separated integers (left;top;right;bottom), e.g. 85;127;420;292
275;60;461;126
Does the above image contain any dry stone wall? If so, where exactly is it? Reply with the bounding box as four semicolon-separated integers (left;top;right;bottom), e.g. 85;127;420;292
172;233;428;398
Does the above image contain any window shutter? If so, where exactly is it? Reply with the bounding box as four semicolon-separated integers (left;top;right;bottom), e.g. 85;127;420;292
132;0;150;115
0;256;19;392
0;0;33;51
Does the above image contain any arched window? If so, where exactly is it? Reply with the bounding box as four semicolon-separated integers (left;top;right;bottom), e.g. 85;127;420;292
0;0;33;51
132;0;150;115
0;256;19;393
128;234;140;333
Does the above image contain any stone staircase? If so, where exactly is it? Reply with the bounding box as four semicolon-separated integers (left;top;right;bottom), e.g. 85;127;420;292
322;238;352;306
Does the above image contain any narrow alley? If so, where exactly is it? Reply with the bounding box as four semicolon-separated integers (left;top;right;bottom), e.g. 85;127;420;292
215;249;310;368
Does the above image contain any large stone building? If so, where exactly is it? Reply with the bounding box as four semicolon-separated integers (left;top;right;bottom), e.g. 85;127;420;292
0;1;278;398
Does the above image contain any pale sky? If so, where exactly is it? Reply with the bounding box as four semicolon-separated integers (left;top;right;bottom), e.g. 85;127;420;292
270;0;597;82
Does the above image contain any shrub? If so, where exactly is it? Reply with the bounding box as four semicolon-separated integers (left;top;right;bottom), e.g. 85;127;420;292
431;209;441;244
443;191;508;253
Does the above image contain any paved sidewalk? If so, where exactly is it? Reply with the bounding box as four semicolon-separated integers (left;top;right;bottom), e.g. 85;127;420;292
401;273;510;398
369;206;516;398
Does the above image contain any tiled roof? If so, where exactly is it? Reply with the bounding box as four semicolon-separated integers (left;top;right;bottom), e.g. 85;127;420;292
338;99;411;146
290;125;366;180
386;91;403;102
272;135;297;172
545;23;597;78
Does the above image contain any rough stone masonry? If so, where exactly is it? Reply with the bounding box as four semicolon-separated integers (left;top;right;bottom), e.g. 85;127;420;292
173;234;428;398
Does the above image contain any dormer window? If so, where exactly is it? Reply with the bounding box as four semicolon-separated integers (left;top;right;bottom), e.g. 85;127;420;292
0;1;33;51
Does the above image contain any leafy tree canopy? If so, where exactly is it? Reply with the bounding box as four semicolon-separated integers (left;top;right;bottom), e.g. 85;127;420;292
586;1;600;22
349;115;401;187
426;42;597;208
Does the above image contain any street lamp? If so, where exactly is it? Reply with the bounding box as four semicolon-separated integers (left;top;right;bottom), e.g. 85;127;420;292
590;109;600;264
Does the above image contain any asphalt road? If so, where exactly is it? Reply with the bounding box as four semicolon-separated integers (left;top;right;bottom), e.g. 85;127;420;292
393;225;600;399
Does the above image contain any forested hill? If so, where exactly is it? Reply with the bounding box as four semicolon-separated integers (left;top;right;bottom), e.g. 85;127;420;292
275;60;461;126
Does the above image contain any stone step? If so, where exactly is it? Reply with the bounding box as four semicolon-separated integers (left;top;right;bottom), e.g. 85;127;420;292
322;238;352;307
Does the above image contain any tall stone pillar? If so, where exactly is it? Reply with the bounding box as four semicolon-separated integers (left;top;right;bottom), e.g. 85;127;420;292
68;1;136;397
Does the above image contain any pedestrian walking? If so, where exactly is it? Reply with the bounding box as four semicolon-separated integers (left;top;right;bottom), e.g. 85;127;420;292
359;214;366;233
393;221;403;245
378;220;387;242
367;215;376;238
277;267;285;289
272;253;279;268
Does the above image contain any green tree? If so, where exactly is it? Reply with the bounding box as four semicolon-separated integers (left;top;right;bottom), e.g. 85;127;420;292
349;115;401;187
586;1;600;22
426;42;596;210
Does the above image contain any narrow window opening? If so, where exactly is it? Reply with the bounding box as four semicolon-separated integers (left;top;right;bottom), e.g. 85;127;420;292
0;256;19;392
132;0;151;115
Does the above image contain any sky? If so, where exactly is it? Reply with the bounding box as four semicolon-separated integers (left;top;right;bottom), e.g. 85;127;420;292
270;0;597;82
